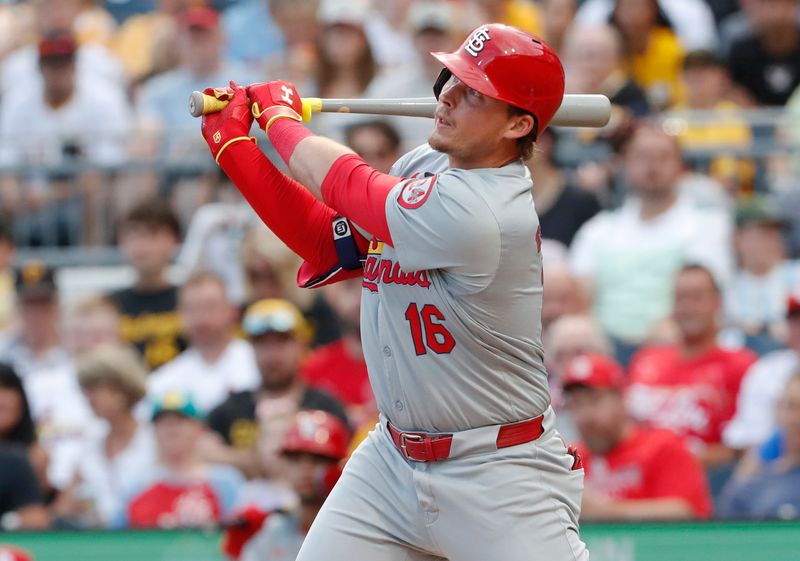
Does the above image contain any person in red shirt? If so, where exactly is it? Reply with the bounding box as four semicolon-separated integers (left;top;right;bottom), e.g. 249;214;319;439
563;353;712;520
626;264;757;468
301;278;375;428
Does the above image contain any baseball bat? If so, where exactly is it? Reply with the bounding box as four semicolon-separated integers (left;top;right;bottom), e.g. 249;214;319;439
188;92;611;128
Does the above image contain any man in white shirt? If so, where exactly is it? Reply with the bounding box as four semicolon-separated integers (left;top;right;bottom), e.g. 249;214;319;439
723;294;800;451
148;271;259;415
569;123;732;364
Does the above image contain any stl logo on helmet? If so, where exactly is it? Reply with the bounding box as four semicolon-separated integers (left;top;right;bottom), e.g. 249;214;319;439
464;27;491;57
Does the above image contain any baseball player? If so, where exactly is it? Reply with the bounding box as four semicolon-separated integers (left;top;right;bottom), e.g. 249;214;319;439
201;23;589;561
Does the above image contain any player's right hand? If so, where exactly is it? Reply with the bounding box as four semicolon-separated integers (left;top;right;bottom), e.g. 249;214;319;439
246;80;304;133
201;80;255;164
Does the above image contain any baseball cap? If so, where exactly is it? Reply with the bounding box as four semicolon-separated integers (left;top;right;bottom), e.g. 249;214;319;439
788;293;800;319
151;391;203;422
562;354;624;392
735;197;789;229
408;1;451;33
242;298;311;342
318;0;371;27
177;7;220;30
14;262;57;301
281;410;351;460
38;31;77;61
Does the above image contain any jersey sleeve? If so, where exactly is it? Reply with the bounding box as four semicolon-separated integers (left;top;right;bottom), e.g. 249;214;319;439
383;171;501;289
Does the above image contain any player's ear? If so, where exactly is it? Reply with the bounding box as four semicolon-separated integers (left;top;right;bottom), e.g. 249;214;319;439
504;113;535;141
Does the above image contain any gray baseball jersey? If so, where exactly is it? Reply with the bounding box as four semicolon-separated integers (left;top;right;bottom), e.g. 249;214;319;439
358;143;549;432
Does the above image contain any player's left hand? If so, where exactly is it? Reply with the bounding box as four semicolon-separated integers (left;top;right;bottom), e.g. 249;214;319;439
200;80;254;163
247;80;304;132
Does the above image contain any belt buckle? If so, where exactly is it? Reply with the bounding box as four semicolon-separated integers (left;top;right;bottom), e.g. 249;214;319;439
399;432;427;462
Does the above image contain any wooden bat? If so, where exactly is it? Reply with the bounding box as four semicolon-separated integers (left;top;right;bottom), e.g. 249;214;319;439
188;92;611;128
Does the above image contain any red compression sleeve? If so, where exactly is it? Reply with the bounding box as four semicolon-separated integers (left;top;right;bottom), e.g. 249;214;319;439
267;118;314;165
321;154;399;245
218;140;347;272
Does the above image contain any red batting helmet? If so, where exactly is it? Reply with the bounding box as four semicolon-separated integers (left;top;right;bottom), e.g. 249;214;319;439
431;23;565;137
281;410;350;461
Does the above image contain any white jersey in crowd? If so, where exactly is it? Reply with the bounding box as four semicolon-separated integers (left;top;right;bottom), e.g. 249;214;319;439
147;338;260;414
353;144;548;433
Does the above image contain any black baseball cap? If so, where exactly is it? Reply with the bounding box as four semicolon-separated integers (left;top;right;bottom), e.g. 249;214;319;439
15;262;57;301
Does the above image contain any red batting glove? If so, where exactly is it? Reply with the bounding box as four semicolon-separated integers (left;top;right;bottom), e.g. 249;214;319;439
247;81;304;133
201;81;255;163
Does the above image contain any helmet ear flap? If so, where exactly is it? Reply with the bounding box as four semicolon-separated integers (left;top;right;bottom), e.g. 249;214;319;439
433;68;452;100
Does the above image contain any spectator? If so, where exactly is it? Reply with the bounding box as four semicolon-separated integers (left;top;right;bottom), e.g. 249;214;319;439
0;365;47;489
308;0;380;140
669;50;754;199
0;0;125;95
724;294;800;451
563;24;650;118
0;445;50;530
110;0;185;84
541;265;588;333
0;262;68;378
303;278;374;429
544;314;613;442
0;224;13;335
564;354;713;521
468;0;542;35
114;391;244;529
365;1;458;149
234;410;350;561
62;296;123;357
609;0;685;108
240;226;340;348
576;0;718;52
148;272;259;414
540;0;578;56
136;6;257;153
626;265;757;468
527;128;602;248
56;344;156;527
109;198;186;370
727;0;800;106
726;198;800;353
344;120;402;175
569;124;733;365
0;31;132;246
205;299;347;479
719;372;800;519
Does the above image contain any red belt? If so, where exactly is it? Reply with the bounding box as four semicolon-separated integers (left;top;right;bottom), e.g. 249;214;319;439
387;416;545;462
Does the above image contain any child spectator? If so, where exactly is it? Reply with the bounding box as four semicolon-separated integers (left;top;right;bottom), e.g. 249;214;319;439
109;198;185;370
114;391;243;529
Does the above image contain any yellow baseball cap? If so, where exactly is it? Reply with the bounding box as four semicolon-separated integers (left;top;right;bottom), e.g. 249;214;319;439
242;298;311;342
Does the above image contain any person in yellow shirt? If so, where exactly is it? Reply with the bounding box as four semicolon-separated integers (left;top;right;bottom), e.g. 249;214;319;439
669;50;755;195
611;0;684;108
0;224;14;335
469;0;543;36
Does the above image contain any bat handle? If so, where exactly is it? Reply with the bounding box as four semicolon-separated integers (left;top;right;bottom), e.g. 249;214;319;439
300;98;322;122
188;91;231;117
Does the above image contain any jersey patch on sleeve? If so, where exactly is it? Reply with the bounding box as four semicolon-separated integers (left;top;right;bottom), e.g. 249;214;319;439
398;176;437;209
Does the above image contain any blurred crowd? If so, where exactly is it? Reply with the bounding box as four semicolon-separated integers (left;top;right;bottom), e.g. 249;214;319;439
0;0;800;556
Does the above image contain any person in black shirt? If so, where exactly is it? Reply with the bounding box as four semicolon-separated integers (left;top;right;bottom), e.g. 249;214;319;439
205;298;347;479
526;129;602;248
109;198;185;370
0;445;49;530
728;0;800;106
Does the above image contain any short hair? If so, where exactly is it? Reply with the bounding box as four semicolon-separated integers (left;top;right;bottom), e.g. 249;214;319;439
682;49;725;72
344;120;401;151
120;198;182;239
179;270;228;301
678;263;721;295
508;106;538;161
77;344;149;408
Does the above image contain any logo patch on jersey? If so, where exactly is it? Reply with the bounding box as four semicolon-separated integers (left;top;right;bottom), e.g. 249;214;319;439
398;176;436;209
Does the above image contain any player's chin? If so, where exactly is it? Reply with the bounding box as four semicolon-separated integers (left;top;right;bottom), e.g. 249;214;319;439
427;131;450;153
